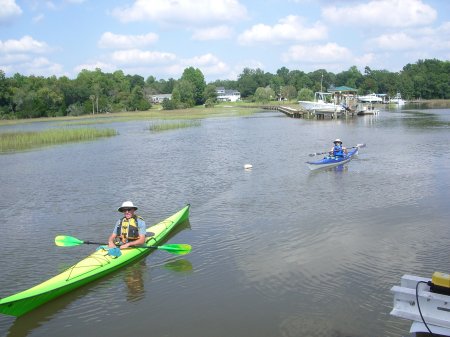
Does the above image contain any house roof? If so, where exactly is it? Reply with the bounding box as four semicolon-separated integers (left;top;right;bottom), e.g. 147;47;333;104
328;86;357;93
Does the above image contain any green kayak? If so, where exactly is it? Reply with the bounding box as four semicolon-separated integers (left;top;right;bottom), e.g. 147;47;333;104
0;204;190;317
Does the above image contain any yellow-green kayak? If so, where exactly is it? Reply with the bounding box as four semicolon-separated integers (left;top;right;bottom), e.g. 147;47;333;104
0;204;190;317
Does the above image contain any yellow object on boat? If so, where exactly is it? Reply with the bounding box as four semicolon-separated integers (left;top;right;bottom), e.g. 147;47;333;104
432;272;450;289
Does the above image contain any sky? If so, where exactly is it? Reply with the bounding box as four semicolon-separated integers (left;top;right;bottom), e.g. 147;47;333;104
0;0;449;82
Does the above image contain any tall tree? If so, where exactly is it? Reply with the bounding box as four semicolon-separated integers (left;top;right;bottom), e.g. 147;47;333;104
180;67;206;105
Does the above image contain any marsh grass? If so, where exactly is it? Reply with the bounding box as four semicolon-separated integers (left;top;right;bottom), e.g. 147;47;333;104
149;120;201;132
0;127;117;153
1;104;262;127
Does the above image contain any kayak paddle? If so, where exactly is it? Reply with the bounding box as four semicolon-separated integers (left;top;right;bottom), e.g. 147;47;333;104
55;235;191;255
308;143;366;157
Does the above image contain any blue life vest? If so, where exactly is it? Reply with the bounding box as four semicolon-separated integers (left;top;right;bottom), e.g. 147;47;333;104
333;145;344;157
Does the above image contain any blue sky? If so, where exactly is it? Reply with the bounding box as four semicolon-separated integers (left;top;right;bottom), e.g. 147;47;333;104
1;0;449;82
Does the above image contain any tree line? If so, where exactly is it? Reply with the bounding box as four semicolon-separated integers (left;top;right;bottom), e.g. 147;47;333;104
0;58;448;119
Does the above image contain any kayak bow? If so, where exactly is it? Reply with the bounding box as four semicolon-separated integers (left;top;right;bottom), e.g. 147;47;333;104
0;204;190;317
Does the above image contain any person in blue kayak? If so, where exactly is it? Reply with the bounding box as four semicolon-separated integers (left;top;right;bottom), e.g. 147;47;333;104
108;201;146;249
329;139;348;157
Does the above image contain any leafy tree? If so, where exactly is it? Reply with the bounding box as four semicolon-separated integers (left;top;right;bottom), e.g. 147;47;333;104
162;98;177;110
308;69;336;92
298;88;314;101
180;67;206;105
289;70;312;91
281;85;297;100
254;86;275;103
335;66;363;89
237;68;270;98
129;86;151;111
269;76;283;99
172;79;195;108
209;79;238;90
203;84;218;103
276;66;290;85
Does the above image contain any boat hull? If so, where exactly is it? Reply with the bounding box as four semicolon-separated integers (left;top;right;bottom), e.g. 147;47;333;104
0;204;190;317
307;148;358;170
298;101;344;113
391;274;450;334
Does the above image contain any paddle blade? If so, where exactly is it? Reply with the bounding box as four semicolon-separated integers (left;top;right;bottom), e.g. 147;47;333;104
308;151;326;157
156;244;192;255
356;143;366;148
55;235;84;247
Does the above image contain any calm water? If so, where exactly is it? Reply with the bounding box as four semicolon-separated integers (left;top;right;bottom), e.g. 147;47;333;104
1;104;449;337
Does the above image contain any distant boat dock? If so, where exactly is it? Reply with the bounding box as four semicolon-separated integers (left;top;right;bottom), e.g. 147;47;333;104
262;105;359;119
262;105;306;118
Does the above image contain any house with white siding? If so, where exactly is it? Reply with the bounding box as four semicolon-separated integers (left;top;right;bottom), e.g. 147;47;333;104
151;94;172;103
216;87;241;102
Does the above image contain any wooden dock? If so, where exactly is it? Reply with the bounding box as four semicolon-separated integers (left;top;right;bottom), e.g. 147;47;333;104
261;105;307;118
261;105;357;119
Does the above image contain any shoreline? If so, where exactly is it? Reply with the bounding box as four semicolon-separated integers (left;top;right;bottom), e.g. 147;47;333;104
1;99;449;127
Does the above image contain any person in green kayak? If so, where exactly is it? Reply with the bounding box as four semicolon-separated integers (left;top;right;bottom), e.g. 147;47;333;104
329;139;348;157
108;201;146;249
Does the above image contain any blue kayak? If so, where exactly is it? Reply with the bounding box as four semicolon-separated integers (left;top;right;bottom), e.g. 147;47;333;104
307;147;358;170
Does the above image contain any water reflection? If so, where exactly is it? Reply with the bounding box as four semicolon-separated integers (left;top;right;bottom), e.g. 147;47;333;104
162;258;193;273
3;283;95;337
308;163;350;174
123;260;146;302
1;109;450;337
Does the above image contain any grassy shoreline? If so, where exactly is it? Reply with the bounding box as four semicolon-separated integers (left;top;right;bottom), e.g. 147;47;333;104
0;103;263;127
0;127;117;153
1;99;449;128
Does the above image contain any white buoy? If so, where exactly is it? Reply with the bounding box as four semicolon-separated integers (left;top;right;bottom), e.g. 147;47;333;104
244;164;253;170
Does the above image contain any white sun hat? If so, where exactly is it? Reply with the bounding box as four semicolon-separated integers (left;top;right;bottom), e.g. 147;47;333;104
118;201;138;212
333;139;342;144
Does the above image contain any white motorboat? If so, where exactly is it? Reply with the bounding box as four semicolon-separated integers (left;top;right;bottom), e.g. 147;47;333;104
391;273;450;336
389;93;406;105
298;92;345;113
357;93;383;103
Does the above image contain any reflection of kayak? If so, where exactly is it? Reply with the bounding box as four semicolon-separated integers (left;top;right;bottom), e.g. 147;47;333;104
0;204;190;317
307;148;358;170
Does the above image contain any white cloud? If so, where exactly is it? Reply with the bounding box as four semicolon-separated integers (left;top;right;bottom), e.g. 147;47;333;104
419;22;450;51
0;0;22;24
322;0;437;28
238;15;327;45
192;25;233;41
0;53;30;64
98;32;159;49
74;61;116;74
9;56;64;76
111;0;248;26
368;21;450;53
111;49;177;64
181;53;229;75
282;43;352;63
161;54;229;79
354;53;376;67
369;32;417;50
0;36;50;54
32;14;45;24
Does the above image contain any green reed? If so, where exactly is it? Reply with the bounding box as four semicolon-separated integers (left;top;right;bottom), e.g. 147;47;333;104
149;120;201;132
0;127;117;153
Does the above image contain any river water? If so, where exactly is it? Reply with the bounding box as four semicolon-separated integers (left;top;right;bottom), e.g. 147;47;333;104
0;104;449;337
